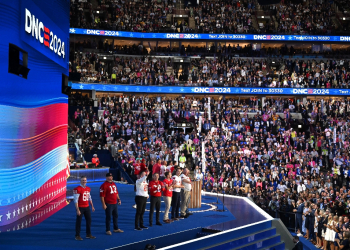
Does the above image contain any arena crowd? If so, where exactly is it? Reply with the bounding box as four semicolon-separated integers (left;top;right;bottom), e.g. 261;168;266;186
70;90;350;247
70;0;338;35
70;51;350;89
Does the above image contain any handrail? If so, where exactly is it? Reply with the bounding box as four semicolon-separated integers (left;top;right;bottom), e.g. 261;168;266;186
277;210;297;231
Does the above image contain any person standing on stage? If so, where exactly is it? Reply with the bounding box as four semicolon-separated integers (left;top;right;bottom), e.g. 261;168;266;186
180;168;192;218
100;173;124;235
149;173;163;226
74;176;96;241
163;171;175;223
171;168;184;221
135;170;149;231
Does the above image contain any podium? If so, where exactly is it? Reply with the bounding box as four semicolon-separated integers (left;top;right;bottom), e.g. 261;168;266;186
189;180;202;208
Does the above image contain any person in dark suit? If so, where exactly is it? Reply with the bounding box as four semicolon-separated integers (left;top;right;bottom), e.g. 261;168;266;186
293;199;305;236
292;236;303;250
308;204;316;242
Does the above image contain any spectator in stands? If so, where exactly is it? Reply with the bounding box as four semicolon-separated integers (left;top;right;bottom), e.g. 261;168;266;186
92;154;101;167
276;0;335;35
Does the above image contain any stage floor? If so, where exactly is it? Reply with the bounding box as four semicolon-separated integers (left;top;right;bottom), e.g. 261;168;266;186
0;183;243;250
203;192;269;231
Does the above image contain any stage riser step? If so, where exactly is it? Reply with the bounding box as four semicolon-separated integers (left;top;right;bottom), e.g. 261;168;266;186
111;228;202;250
201;228;222;234
210;234;281;250
197;228;222;238
262;242;285;250
207;228;277;250
161;221;273;250
236;235;281;250
196;232;213;238
205;220;272;236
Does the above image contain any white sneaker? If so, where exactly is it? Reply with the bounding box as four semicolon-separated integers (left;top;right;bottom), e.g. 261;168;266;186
297;233;303;237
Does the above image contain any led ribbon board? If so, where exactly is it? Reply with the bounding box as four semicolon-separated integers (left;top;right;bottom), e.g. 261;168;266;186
71;84;350;96
70;28;350;42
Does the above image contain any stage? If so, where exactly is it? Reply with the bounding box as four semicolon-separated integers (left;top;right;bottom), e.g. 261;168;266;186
0;183;272;250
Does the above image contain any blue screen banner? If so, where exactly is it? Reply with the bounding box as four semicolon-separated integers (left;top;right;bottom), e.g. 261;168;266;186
69;28;350;42
22;1;69;68
71;83;350;96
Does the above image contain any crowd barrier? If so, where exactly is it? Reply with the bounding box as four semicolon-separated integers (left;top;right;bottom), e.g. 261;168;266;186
277;211;297;233
67;167;110;184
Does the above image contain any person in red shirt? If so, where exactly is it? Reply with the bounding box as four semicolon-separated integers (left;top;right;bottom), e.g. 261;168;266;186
166;162;175;175
100;173;124;235
162;171;175;223
149;173;163;226
92;154;101;167
133;159;141;180
73;176;96;241
152;159;162;175
140;159;148;173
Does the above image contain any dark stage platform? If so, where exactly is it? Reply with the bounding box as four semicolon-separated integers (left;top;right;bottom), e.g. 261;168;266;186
0;183;239;250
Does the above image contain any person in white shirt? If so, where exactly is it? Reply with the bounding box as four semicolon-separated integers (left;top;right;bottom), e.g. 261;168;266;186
173;146;179;164
159;161;167;181
171;168;184;220
135;171;149;231
277;181;287;193
166;163;174;175
180;168;192;218
297;183;306;193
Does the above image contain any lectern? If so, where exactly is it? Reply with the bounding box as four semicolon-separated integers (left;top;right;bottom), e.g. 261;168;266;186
189;180;202;208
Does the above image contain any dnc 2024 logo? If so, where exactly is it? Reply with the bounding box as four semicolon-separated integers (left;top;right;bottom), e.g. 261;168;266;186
24;8;65;58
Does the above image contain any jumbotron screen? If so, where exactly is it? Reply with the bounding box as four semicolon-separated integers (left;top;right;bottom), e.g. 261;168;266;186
0;0;70;226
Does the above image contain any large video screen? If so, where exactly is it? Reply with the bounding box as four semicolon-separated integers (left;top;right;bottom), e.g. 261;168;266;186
0;0;70;226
